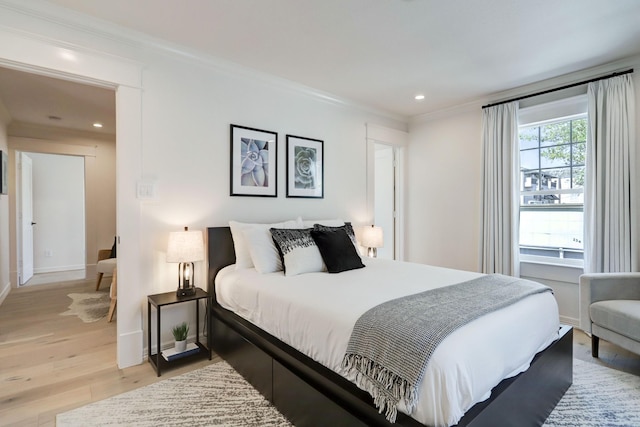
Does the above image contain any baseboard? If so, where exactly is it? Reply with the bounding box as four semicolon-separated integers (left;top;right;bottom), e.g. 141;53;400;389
0;281;11;306
560;315;580;329
118;329;144;369
34;265;85;274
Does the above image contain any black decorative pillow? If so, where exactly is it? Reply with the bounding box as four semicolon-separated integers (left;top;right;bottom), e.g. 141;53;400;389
313;222;360;254
270;228;325;276
310;229;365;273
109;236;117;259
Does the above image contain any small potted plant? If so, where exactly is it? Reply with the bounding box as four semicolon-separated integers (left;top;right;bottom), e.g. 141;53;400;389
171;322;189;353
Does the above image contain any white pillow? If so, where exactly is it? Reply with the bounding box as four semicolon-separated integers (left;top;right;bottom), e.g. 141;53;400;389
243;220;301;273
302;218;344;228
229;218;302;269
270;228;326;276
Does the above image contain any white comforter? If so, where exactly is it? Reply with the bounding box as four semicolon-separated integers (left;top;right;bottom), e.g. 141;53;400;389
215;258;560;427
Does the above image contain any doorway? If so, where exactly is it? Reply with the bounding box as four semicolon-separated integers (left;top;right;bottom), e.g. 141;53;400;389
366;124;407;261
17;152;86;286
0;29;143;367
0;65;116;289
373;143;396;259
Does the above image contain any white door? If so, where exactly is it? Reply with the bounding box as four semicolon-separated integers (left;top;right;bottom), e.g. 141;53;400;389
374;143;395;260
20;152;34;285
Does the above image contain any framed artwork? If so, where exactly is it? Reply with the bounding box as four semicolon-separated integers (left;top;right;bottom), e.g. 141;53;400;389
230;124;278;197
286;135;324;198
0;150;7;195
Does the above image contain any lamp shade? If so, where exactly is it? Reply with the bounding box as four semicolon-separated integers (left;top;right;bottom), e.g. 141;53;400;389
167;229;204;263
362;225;383;249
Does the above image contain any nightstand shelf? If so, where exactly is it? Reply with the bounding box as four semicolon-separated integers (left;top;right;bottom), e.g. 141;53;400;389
147;288;211;376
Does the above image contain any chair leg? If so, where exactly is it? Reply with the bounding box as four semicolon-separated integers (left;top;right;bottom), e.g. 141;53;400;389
107;298;117;322
592;335;600;358
96;273;104;291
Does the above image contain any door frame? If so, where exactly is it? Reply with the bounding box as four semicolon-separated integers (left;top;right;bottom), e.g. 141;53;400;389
16;151;87;285
18;152;34;285
365;124;408;261
0;25;144;368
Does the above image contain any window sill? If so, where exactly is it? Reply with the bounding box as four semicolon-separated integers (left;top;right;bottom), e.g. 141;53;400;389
519;257;584;269
520;260;583;284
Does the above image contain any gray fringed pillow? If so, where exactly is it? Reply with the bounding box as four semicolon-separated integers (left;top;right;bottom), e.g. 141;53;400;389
270;228;326;276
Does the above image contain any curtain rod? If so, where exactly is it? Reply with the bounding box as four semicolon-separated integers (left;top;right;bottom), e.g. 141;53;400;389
481;68;634;109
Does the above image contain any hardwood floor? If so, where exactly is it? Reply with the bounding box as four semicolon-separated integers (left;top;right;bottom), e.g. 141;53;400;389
0;278;218;427
0;277;638;426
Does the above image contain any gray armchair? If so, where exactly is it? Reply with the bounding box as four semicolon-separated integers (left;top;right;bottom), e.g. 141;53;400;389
579;273;640;358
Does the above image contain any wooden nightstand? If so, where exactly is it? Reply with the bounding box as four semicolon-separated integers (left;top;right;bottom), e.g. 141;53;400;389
147;288;211;376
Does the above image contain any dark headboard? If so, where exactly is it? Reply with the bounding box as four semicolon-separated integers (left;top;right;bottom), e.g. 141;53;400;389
207;227;236;297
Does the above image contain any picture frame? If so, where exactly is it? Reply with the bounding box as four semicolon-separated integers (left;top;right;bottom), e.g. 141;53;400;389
0;150;7;195
286;135;324;198
230;124;278;197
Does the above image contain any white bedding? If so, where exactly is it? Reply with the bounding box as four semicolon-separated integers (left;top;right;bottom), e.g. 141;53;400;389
215;258;560;427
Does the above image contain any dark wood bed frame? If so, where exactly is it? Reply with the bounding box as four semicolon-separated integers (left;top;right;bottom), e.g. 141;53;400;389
206;226;573;427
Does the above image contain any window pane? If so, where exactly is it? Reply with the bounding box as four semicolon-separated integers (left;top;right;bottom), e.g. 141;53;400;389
541;121;570;147
519;210;584;258
521;193;561;205
519;126;539;150
540;167;569;188
573;142;585;166
521;190;583;205
559;191;584;204
540;145;570;168
572;166;585;189
521;171;539;192
520;149;539;171
571;118;587;143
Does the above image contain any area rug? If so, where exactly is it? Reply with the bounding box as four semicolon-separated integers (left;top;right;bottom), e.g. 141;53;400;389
544;359;640;426
60;292;110;323
56;359;640;427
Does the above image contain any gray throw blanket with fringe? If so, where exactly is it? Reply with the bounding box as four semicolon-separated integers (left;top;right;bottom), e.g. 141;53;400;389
341;274;552;423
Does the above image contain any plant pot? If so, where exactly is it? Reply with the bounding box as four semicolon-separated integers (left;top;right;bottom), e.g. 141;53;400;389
175;339;187;353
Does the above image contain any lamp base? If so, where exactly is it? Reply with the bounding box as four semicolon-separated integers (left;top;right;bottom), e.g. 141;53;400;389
176;286;196;297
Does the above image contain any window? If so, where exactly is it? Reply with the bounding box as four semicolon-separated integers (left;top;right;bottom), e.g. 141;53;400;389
518;114;586;266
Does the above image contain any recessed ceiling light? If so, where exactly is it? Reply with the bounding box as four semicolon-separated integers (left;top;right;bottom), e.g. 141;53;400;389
414;94;425;101
59;49;77;62
93;123;103;128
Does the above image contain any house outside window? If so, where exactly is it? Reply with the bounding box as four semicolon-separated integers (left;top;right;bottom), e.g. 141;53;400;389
518;111;586;267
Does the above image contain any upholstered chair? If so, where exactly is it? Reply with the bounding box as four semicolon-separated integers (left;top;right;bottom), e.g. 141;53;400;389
96;241;117;291
579;273;640;358
107;268;117;322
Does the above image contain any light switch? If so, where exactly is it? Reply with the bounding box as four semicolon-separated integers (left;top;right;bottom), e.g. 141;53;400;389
137;181;157;199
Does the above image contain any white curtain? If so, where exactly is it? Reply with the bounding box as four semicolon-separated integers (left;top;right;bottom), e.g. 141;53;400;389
480;102;520;276
584;74;637;273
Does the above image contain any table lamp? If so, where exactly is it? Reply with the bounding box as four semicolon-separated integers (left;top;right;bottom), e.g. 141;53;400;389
167;227;204;296
362;225;383;258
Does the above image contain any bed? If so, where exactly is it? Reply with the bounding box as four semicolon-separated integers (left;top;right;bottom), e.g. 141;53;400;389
206;226;572;427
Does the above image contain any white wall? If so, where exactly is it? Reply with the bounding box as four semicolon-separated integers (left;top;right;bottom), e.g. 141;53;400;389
29;152;85;273
406;107;482;272
407;56;640;326
0;1;407;367
136;53;400;351
0;100;10;304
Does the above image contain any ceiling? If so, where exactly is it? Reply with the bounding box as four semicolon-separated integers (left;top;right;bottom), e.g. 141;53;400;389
1;0;640;128
0;67;115;134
